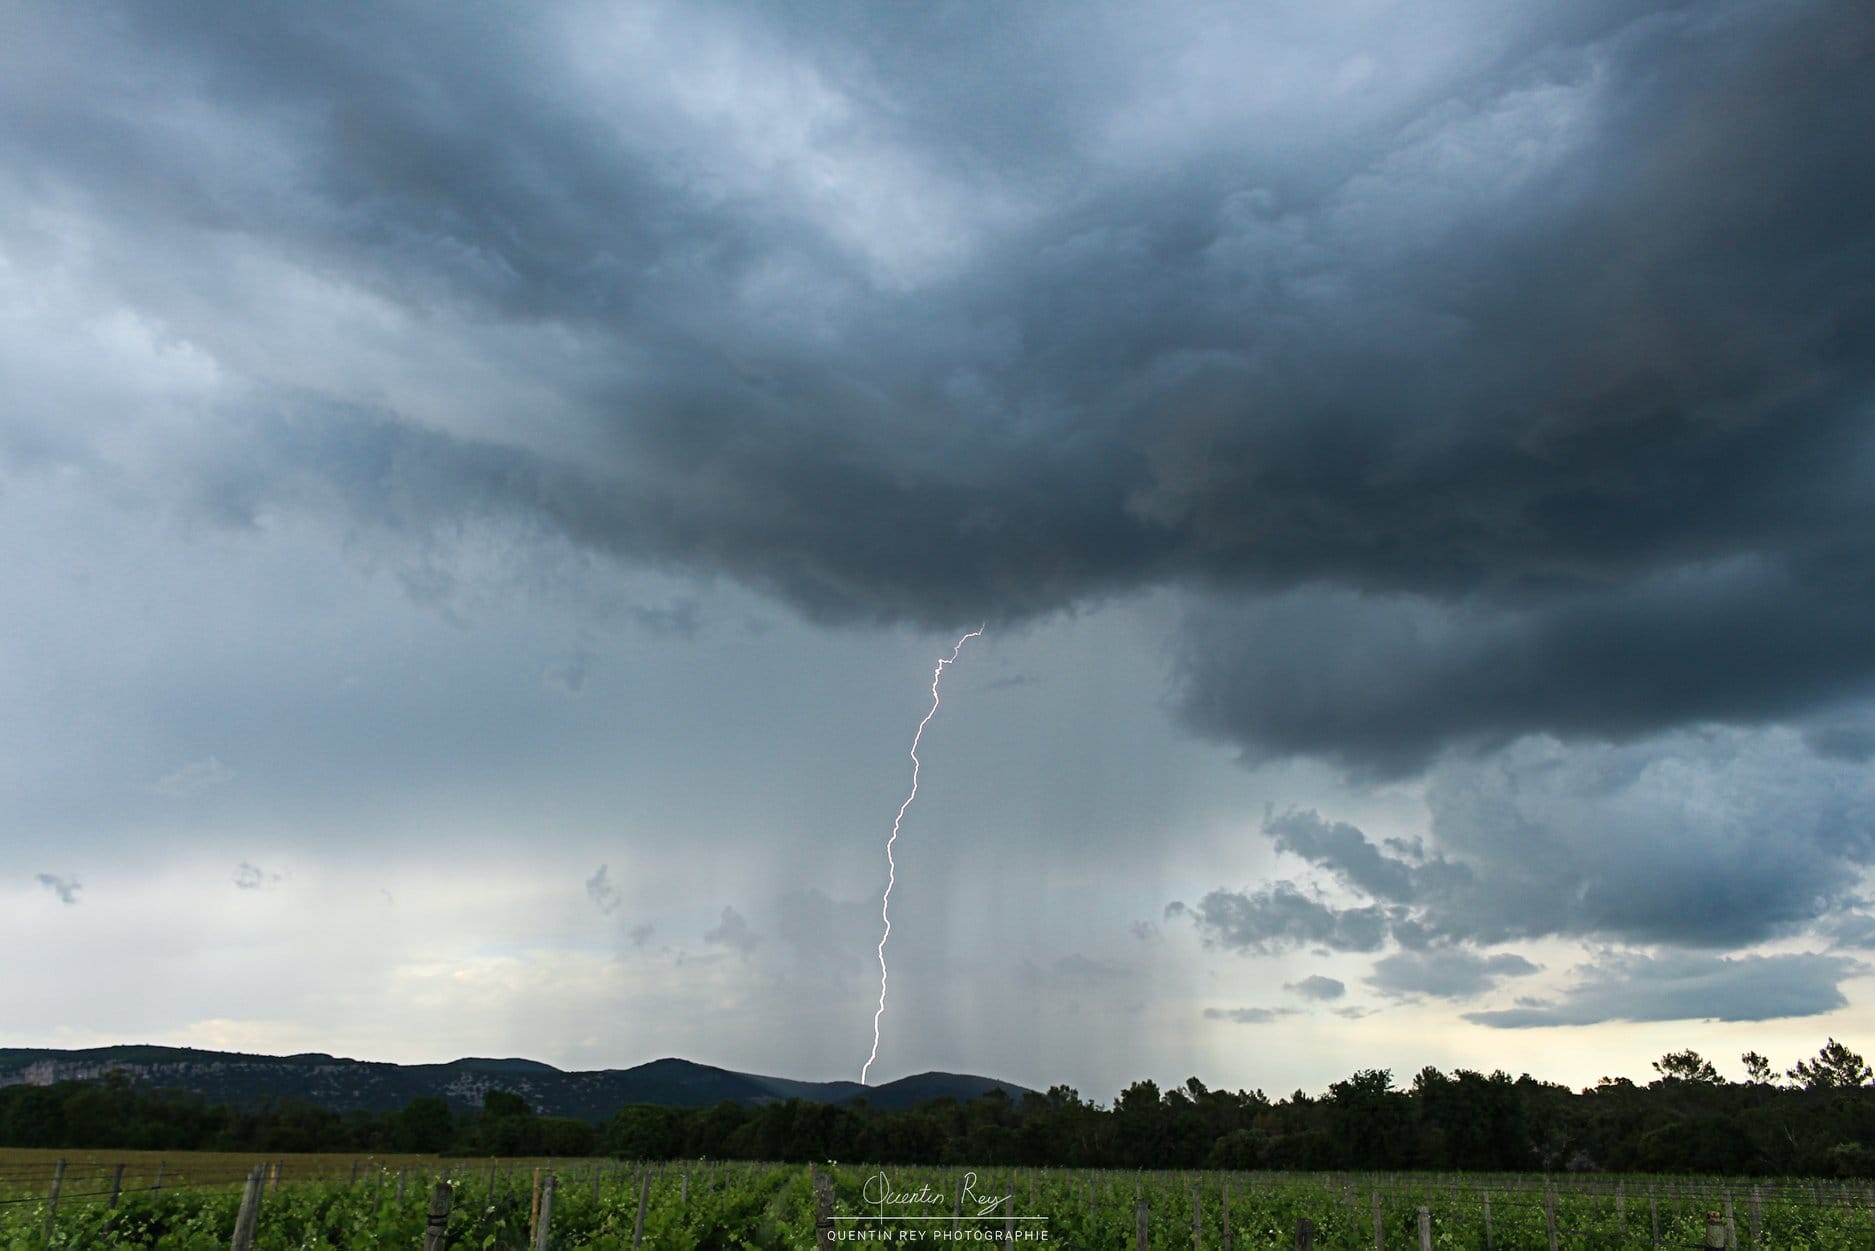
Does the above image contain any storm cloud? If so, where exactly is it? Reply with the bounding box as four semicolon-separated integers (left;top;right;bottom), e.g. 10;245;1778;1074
1221;730;1875;953
1464;951;1860;1028
1167;884;1389;955
1367;950;1540;1001
1173;725;1875;1023
5;0;1874;1096
1;1;1870;774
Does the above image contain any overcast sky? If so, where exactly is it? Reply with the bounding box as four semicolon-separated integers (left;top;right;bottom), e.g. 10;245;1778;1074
5;0;1874;1105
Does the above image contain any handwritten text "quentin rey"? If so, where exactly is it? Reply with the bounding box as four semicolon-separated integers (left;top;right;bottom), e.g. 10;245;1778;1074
863;1171;1010;1217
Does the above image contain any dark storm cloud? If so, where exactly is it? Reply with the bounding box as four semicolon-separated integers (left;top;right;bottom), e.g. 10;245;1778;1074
1166;884;1388;954
5;1;1873;765
1806;725;1875;765
1416;732;1875;948
1193;731;1875;953
1367;950;1539;1000
1177;563;1875;776
1267;809;1418;902
1463;951;1859;1028
1820;913;1875;951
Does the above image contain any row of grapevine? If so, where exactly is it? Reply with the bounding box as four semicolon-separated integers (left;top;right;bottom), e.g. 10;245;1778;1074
1;1157;815;1249
816;1164;1875;1248
6;1155;1875;1247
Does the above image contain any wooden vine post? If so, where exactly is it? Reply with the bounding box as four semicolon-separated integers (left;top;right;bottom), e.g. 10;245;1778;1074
532;1174;556;1251
812;1166;836;1251
230;1163;265;1251
422;1181;453;1251
42;1158;66;1249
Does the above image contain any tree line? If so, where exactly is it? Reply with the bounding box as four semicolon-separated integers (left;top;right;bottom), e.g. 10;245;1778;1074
4;1040;1874;1176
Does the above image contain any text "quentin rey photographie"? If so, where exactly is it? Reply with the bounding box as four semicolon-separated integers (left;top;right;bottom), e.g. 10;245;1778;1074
826;1172;1051;1242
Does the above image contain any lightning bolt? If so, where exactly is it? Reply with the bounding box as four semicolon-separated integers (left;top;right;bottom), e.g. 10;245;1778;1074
863;626;983;1085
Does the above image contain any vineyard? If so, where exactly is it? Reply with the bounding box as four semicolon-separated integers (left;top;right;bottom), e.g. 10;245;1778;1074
5;1150;1875;1248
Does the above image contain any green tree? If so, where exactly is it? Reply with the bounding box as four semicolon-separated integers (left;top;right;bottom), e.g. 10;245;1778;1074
609;1104;682;1159
537;1115;598;1156
482;1090;532;1119
1327;1069;1413;1169
1790;1039;1873;1090
686;1100;752;1158
477;1089;537;1155
0;1084;67;1147
391;1096;453;1153
1632;1115;1756;1173
1112;1079;1168;1168
1652;1049;1721;1084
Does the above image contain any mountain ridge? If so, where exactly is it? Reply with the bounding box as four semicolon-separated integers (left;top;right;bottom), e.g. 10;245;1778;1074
0;1045;1030;1121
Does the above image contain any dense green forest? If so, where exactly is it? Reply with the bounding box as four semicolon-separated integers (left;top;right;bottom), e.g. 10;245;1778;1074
6;1042;1875;1177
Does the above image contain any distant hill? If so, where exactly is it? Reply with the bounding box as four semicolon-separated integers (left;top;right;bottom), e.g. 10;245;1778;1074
0;1046;1030;1122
